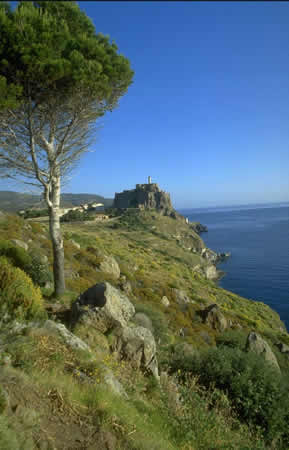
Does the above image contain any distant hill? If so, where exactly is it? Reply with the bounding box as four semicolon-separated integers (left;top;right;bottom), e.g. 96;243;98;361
0;191;113;212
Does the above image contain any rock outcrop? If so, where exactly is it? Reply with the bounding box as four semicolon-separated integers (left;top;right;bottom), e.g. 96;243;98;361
10;239;28;251
112;325;159;379
161;296;170;307
276;342;289;356
204;264;218;280
71;282;135;332
199;304;228;332
190;223;208;234
246;332;280;372
98;255;120;279
173;289;194;305
113;182;173;215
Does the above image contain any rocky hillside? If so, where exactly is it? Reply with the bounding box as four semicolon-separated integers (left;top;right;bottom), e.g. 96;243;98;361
0;208;289;449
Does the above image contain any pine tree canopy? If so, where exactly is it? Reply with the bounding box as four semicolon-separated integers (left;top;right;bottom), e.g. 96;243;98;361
0;1;134;110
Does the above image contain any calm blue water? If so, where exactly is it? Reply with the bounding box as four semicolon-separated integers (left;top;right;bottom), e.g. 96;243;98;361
179;204;289;330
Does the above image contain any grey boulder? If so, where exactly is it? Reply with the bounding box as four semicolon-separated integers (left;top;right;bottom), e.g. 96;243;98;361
112;325;159;379
71;282;135;333
10;239;28;251
42;320;92;353
200;304;228;332
98;255;120;279
246;332;280;372
173;289;193;305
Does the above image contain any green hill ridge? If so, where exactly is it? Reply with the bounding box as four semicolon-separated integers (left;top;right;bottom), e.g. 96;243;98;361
0;191;113;212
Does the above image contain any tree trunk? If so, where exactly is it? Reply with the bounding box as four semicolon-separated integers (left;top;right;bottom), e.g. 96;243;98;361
48;177;65;296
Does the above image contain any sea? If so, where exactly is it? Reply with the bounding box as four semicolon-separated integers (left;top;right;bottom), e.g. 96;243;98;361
178;203;289;330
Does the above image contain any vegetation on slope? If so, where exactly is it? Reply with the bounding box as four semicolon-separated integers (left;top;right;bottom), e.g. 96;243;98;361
0;209;288;449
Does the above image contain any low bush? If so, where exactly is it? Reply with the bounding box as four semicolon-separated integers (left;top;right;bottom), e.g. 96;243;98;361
171;346;289;447
216;329;248;350
0;257;46;322
25;253;53;287
60;209;95;222
21;208;48;219
0;241;52;287
0;240;32;271
170;379;266;449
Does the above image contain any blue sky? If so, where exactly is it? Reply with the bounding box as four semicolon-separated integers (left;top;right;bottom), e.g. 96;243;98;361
2;1;289;208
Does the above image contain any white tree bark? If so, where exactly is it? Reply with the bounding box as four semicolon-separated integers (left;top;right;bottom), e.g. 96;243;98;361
48;175;65;296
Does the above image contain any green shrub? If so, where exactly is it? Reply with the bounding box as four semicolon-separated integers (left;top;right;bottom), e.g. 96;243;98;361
21;208;48;219
25;254;53;287
216;329;248;350
171;346;289;447
0;257;46;322
60;209;95;222
0;241;52;287
172;381;266;449
0;385;8;414
0;240;32;271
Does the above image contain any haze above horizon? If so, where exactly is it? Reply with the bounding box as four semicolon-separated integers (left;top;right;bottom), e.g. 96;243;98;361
0;1;288;209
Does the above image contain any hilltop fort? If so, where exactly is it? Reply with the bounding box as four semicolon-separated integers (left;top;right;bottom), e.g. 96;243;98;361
113;177;173;215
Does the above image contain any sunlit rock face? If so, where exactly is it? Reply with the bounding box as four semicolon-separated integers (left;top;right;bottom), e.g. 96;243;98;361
113;182;173;215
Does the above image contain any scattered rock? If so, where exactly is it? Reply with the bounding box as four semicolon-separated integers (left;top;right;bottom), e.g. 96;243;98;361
192;264;202;273
216;252;231;262
179;327;190;338
276;342;289;354
10;239;28;251
119;276;132;295
112;325;159;379
200;304;228;332
190;223;208;234
71;282;135;333
42;320;92;353
204;265;218;280
69;239;81;249
7;320;92;353
246;332;280;372
160;371;182;413
173;289;194;305
98;255;120;279
161;296;170;307
102;370;128;398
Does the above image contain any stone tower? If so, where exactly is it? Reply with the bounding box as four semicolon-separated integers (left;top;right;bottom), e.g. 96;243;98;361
148;176;152;184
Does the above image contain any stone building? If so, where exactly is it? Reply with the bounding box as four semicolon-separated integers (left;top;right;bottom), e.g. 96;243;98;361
113;178;173;214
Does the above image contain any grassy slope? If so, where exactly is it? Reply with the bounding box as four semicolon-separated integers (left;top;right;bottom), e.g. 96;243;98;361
0;210;287;449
